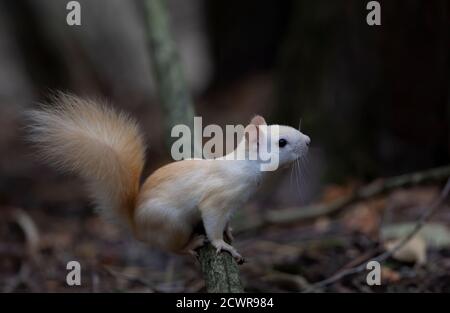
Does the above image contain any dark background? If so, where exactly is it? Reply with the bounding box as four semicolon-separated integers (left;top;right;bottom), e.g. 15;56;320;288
0;0;449;292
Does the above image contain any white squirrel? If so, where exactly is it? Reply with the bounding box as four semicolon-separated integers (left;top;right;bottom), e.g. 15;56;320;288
28;93;310;263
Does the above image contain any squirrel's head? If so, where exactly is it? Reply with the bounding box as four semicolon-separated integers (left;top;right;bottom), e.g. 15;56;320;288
244;115;310;171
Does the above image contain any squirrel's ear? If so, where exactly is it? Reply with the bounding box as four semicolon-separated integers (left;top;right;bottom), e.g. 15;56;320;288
244;115;266;149
250;115;266;126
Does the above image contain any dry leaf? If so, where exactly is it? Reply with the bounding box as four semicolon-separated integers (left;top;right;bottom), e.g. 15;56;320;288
321;182;357;204
343;199;385;238
382;223;450;248
314;217;331;232
381;266;401;283
384;235;427;265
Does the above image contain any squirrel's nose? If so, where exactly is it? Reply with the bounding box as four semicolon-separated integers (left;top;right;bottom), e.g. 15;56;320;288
305;135;311;147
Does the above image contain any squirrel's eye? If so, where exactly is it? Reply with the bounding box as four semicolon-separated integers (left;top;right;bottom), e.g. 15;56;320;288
279;139;287;148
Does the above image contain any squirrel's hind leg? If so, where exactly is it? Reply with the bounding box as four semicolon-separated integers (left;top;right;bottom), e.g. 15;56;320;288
179;234;207;257
134;208;194;253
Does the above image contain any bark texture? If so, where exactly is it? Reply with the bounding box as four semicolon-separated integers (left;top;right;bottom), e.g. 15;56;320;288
198;244;244;293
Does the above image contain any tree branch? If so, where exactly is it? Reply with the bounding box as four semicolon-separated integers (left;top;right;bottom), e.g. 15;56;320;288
198;244;244;293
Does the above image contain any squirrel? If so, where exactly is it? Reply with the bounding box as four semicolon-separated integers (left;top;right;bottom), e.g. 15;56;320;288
27;93;310;263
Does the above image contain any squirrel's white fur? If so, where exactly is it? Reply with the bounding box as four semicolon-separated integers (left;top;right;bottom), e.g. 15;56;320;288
28;93;310;262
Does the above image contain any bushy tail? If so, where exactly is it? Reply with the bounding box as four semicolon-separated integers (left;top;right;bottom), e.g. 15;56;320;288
27;93;146;227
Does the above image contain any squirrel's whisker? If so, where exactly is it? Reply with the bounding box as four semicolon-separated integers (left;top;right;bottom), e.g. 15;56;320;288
290;161;295;188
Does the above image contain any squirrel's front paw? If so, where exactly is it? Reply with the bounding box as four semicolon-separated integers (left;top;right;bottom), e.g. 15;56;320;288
212;240;245;264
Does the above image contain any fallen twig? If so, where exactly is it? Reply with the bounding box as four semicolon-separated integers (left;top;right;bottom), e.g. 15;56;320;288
237;165;450;233
11;208;40;256
303;177;450;292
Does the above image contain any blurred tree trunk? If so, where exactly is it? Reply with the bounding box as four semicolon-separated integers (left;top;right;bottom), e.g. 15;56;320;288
144;0;197;152
144;0;243;293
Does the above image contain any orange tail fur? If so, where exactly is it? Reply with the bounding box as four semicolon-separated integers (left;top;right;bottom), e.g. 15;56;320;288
27;93;146;227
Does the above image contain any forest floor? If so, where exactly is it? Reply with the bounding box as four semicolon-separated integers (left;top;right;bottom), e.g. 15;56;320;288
1;172;450;292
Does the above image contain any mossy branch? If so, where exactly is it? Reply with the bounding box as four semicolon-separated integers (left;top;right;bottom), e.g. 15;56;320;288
198;244;244;293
